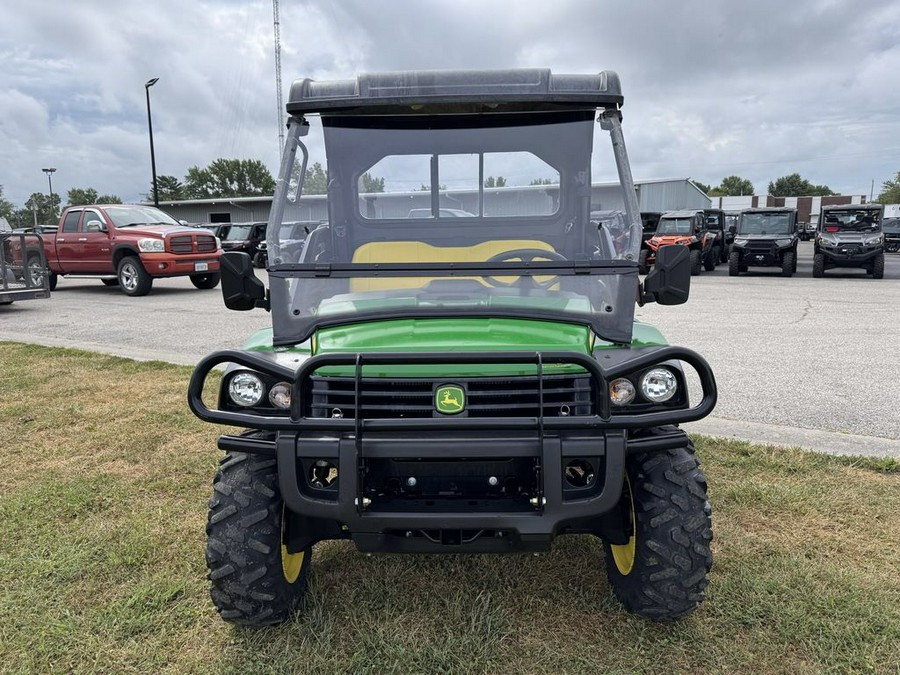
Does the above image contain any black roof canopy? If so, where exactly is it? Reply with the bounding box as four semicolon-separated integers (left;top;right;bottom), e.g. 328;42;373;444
286;69;623;116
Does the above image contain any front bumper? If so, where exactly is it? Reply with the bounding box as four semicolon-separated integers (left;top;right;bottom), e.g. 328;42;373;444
819;245;881;266
189;348;717;552
139;251;221;277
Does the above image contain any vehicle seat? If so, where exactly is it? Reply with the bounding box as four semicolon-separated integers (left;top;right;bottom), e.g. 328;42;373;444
350;240;556;291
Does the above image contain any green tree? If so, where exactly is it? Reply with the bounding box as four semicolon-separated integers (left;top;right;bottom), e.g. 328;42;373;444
484;176;507;188
301;162;329;195
768;173;834;197
692;180;712;194
97;194;122;204
183;158;276;199
359;172;385;193
151;175;184;202
875;170;900;203
24;192;61;224
707;175;755;197
67;187;99;206
0;185;14;220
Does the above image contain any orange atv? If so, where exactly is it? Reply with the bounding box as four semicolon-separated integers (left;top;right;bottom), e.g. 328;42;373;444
638;209;720;276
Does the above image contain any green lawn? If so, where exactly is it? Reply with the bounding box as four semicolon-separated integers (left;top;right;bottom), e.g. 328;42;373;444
0;342;898;674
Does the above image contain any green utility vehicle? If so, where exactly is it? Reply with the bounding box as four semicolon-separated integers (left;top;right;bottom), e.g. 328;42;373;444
189;69;717;626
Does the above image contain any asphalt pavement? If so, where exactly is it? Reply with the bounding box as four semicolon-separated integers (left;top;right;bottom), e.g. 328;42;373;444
2;242;898;458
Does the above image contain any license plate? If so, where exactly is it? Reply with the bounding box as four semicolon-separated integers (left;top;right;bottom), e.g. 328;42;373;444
194;262;208;272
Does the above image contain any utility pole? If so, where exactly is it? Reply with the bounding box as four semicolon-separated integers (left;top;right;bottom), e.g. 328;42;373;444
145;78;160;206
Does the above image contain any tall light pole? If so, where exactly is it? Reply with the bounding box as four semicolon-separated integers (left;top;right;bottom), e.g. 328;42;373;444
42;167;57;221
145;77;160;206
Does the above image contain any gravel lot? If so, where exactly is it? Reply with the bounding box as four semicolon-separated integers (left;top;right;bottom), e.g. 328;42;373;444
2;242;898;456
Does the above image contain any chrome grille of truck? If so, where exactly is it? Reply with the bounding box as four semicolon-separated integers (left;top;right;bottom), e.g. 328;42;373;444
307;374;594;419
169;234;217;254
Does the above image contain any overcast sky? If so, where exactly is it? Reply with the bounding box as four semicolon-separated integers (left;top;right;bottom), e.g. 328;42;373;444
2;0;899;209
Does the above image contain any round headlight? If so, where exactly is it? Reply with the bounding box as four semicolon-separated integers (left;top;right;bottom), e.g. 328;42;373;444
268;381;292;409
609;378;636;406
640;368;678;403
228;372;265;407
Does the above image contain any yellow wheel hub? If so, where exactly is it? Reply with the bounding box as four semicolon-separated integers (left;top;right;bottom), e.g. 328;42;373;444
281;506;305;583
610;475;636;575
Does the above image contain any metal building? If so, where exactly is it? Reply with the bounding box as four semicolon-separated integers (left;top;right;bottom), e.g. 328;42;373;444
152;178;709;224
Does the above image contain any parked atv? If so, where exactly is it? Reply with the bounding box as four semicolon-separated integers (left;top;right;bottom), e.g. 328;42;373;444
639;210;718;275
728;207;799;277
189;69;717;627
813;204;885;278
704;209;729;264
879;217;898;254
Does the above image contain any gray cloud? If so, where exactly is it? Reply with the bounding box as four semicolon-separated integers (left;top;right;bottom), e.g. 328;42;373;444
1;0;898;210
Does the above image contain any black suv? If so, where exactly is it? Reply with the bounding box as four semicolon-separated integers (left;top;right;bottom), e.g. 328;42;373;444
883;217;899;253
220;221;268;267
814;204;885;278
728;207;799;277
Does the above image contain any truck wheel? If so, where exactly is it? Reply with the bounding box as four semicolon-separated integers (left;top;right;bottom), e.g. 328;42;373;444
728;251;741;277
781;251;794;277
812;253;825;278
101;278;119;287
689;250;701;276
638;249;650;275
253;252;267;268
206;452;311;626
190;273;221;289
872;253;884;279
704;247;718;272
117;256;153;296
48;272;58;291
26;255;44;287
603;442;712;622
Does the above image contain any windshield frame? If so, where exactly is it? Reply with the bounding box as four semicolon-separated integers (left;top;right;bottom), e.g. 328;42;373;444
737;211;794;236
265;108;642;346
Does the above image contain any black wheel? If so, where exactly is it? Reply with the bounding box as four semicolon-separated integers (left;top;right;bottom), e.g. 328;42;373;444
728;250;741;277
117;256;153;296
872;252;884;279
603;442;713;622
26;255;45;287
793;250;798;273
638;249;650;275
812;252;825;278
253;252;267;268
48;272;58;291
190;272;221;289
704;247;717;272
781;250;794;277
101;278;119;287
689;249;701;276
206;452;311;626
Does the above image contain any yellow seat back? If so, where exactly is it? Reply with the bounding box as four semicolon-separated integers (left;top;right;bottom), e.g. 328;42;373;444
350;240;556;291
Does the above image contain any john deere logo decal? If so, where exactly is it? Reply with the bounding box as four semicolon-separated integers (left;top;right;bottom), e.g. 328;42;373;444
435;385;465;415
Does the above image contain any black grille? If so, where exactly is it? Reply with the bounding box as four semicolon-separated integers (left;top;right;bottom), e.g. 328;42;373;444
307;374;595;419
746;241;776;255
168;235;217;254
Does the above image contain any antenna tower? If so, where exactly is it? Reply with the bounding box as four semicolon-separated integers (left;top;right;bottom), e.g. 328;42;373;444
272;0;284;152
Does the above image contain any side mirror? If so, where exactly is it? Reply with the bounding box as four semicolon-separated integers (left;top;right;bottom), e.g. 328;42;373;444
220;251;269;311
642;245;690;305
728;225;737;235
85;220;106;233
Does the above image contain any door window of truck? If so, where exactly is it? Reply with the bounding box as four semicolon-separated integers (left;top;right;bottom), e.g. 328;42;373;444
62;210;81;233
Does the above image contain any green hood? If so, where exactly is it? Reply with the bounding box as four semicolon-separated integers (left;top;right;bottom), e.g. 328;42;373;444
314;318;592;377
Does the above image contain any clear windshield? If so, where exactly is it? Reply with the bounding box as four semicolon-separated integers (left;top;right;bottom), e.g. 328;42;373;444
656;218;693;235
223;225;252;241
738;213;792;235
105;206;181;228
265;113;641;345
821;210;882;232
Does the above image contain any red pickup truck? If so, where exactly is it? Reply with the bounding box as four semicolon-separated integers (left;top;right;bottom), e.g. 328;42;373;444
30;204;222;296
